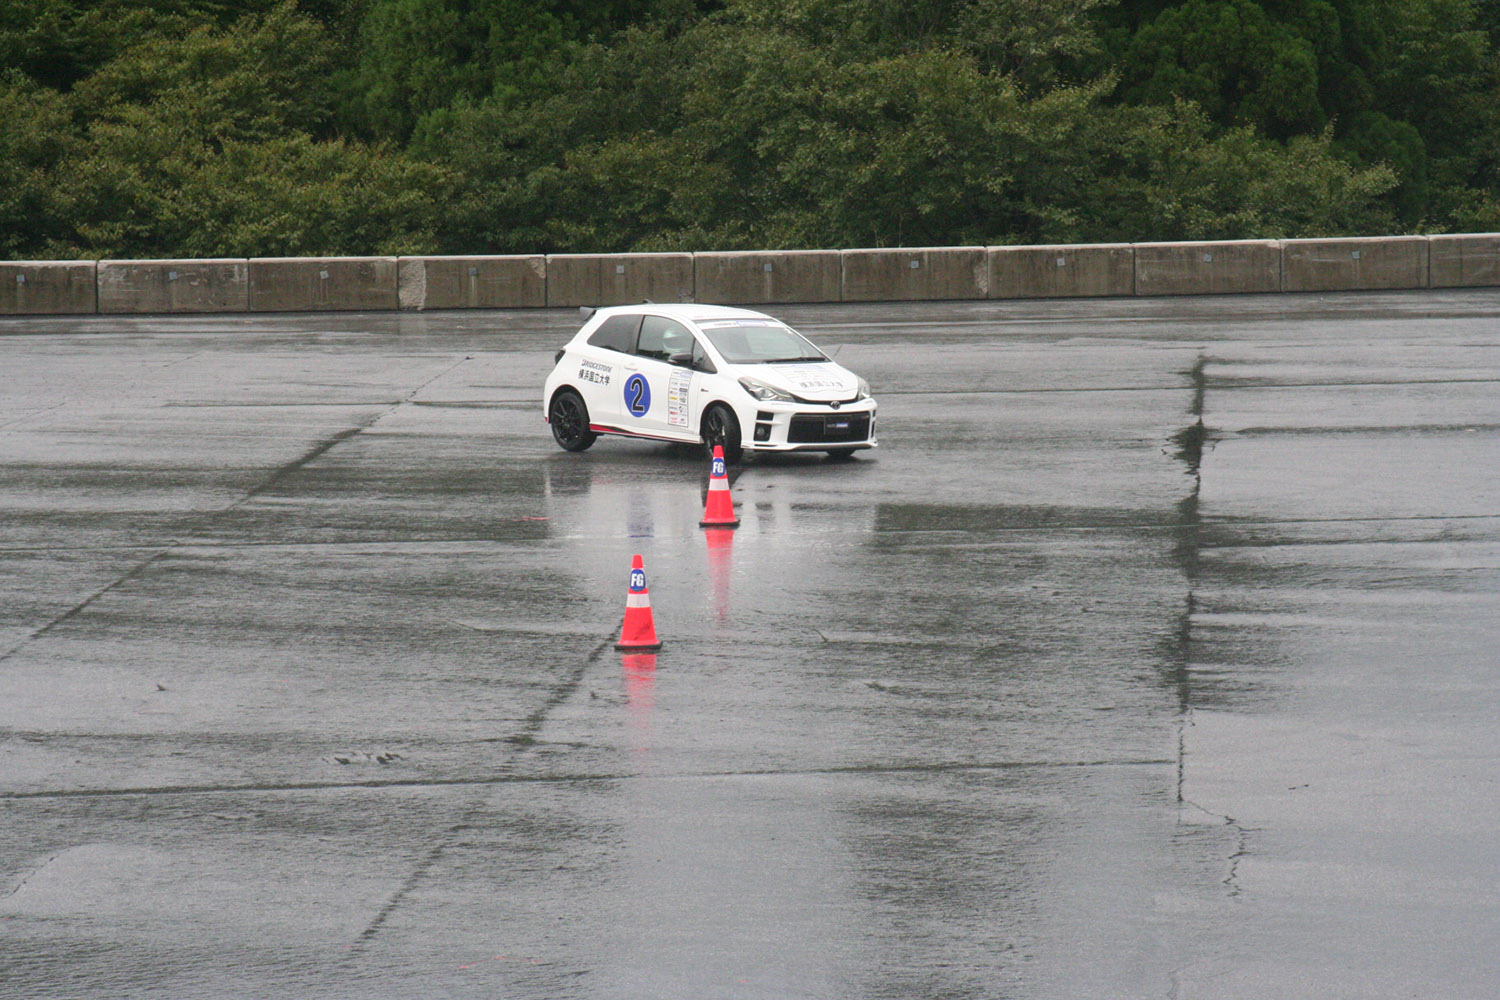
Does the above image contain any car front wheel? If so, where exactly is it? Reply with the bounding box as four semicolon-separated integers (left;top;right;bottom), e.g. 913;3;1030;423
549;389;597;452
701;404;742;464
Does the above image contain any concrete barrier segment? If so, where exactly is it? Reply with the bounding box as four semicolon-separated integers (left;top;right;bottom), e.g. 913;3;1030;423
545;253;694;308
1282;236;1430;292
398;255;546;310
248;257;398;312
1134;240;1282;296
98;259;248;314
1427;234;1500;288
0;260;98;315
840;247;988;302
990;244;1134;299
693;250;841;305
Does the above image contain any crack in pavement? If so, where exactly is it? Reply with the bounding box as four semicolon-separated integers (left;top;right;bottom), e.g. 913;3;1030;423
0;356;477;667
345;639;611;953
0;547;177;665
0;755;1177;802
1179;791;1254;898
1168;354;1255;901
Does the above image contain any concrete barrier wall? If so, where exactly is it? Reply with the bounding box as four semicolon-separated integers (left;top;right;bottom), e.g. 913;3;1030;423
695;250;842;305
990;244;1134;298
248;257;398;312
1282;236;1430;292
545;253;693;308
1428;234;1500;288
0;261;97;315
8;235;1500;316
841;247;988;301
1135;240;1282;296
98;259;248;314
398;255;546;310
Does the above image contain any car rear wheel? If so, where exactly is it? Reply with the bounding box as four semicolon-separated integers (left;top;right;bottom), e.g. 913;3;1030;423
549;389;596;452
701;404;742;464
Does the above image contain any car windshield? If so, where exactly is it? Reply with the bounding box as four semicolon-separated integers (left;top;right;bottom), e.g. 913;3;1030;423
698;320;827;364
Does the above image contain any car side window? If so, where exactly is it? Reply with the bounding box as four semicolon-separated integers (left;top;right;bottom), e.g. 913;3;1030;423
636;316;692;361
690;337;716;373
587;314;642;353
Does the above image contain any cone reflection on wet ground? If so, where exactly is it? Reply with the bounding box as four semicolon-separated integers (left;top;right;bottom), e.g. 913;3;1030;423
621;652;656;752
704;527;734;625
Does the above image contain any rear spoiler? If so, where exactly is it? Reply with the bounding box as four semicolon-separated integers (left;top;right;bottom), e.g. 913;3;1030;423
579;299;652;322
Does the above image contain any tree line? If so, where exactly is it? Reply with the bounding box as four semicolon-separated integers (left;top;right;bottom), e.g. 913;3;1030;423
3;0;1498;260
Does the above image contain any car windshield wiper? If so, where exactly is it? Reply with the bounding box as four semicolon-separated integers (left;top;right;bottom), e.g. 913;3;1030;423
765;355;828;363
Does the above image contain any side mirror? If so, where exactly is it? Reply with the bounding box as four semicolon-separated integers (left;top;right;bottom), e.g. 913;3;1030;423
668;352;694;367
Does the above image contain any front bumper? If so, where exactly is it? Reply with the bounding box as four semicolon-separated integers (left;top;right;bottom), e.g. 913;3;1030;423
745;400;878;452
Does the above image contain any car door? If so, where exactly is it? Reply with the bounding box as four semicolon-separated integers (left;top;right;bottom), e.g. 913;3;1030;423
573;312;641;429
684;332;720;435
621;314;698;441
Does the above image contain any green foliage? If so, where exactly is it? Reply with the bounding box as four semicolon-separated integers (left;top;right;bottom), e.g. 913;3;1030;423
67;3;335;139
165;136;450;257
1;0;1496;261
1078;103;1398;241
724;0;1109;85
0;74;71;257
421;5;1397;252
336;0;668;141
1111;0;1325;136
1103;0;1500;227
16;1;449;259
0;0;284;91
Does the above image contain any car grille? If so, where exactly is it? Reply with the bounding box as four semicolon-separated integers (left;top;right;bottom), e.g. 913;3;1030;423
787;412;871;443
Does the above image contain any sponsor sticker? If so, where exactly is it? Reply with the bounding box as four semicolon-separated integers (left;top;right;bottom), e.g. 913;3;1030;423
781;364;844;391
698;319;787;330
629;568;646;592
668;369;692;428
578;358;613;385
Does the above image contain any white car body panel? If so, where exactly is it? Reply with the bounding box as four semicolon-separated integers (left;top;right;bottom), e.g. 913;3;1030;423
544;304;877;458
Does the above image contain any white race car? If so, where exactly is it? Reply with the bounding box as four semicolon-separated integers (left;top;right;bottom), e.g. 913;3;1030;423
543;304;877;463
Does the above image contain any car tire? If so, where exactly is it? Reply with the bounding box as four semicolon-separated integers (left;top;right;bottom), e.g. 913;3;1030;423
826;448;857;460
701;404;743;464
549;389;597;452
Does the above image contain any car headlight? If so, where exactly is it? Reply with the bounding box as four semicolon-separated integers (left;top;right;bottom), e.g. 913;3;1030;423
739;377;794;402
856;377;871;400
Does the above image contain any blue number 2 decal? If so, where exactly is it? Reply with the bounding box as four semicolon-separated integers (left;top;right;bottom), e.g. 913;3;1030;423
624;374;651;417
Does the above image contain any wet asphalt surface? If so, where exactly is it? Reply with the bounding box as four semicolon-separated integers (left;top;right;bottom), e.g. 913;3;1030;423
2;292;1498;999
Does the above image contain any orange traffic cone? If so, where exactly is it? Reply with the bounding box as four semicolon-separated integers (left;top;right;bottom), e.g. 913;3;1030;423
615;554;662;650
699;445;740;528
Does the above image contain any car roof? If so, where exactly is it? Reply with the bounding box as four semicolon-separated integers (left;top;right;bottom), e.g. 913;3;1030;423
591;303;775;325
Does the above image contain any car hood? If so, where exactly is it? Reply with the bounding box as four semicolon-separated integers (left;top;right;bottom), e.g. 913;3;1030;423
739;362;862;402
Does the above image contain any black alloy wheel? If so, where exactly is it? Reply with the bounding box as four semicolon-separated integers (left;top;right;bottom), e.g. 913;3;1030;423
702;404;743;464
549;390;597;452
